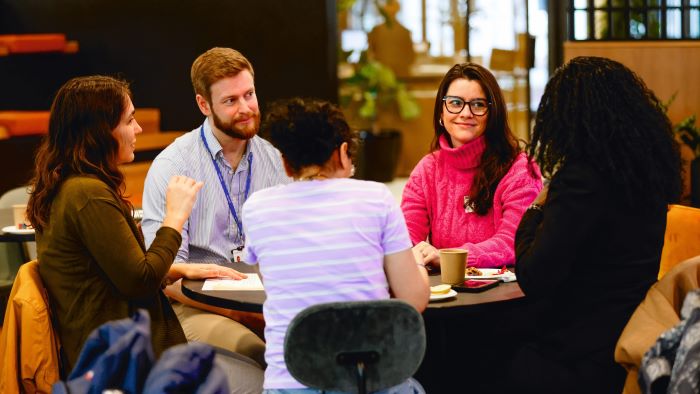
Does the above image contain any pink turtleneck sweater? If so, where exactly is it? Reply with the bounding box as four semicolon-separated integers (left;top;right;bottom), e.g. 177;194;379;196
401;134;542;268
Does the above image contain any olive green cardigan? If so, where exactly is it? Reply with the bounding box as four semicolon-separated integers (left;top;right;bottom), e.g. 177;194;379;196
36;176;186;372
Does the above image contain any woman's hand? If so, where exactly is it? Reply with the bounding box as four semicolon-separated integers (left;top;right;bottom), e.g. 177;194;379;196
412;241;440;266
162;175;204;232
167;263;247;283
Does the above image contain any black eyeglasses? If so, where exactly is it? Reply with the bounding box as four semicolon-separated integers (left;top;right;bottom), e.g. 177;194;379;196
442;96;490;116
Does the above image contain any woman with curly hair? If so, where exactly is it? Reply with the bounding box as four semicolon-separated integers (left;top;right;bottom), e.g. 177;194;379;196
505;57;682;393
242;98;429;393
27;75;244;374
402;63;542;268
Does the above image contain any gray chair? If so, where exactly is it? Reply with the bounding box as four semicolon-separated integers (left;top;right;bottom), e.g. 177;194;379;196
284;299;426;394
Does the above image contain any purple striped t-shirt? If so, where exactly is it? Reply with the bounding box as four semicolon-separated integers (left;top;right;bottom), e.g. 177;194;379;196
242;178;412;389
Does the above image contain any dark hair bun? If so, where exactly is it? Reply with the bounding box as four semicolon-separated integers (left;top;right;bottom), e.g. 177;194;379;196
262;97;356;173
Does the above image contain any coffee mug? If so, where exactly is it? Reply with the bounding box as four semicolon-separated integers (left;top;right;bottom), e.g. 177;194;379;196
439;248;468;285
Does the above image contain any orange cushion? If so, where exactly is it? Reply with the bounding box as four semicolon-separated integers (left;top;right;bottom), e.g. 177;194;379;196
0;34;66;53
658;204;700;279
0;111;50;136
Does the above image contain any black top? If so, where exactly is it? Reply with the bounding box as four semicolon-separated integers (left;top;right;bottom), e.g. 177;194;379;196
515;161;664;374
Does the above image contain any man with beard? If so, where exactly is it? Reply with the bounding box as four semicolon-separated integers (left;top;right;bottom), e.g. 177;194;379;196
142;47;290;369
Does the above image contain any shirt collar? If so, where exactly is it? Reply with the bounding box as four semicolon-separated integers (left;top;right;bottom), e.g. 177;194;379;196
201;120;254;172
202;120;223;158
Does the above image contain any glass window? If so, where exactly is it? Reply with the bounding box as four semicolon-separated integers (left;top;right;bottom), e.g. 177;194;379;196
630;11;646;39
569;0;700;40
595;11;609;39
647;10;662;38
574;10;590;40
690;9;700;38
574;0;588;9
338;0;548;142
667;9;682;38
611;0;625;7
343;0;467;59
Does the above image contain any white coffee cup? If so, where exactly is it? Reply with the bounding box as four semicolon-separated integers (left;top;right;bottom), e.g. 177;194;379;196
12;204;30;229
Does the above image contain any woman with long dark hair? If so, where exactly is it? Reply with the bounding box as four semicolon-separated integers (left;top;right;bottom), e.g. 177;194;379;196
507;56;682;393
28;76;243;373
402;63;542;268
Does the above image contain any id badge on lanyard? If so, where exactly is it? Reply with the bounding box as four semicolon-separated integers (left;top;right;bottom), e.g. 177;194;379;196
231;246;245;263
201;125;253;263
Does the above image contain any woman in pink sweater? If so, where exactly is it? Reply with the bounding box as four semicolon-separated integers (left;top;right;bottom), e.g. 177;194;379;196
401;63;542;268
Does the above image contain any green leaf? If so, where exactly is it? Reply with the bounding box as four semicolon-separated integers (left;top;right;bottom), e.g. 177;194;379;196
661;92;678;114
396;84;420;120
376;63;397;89
359;91;377;119
337;0;356;12
339;55;421;127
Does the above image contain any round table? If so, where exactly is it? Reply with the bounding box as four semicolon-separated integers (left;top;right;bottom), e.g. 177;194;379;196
181;264;524;314
180;263;528;392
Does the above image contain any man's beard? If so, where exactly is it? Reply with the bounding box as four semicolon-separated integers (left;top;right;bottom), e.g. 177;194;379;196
212;109;260;140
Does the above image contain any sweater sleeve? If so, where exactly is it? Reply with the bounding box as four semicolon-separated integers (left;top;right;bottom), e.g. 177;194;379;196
462;157;542;268
73;183;182;299
401;157;432;245
515;162;603;297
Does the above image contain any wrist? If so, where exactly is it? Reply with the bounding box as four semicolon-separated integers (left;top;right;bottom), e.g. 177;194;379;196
161;272;176;289
162;215;186;232
167;263;187;281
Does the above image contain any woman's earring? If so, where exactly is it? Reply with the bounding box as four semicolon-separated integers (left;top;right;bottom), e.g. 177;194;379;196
350;165;356;178
439;119;444;127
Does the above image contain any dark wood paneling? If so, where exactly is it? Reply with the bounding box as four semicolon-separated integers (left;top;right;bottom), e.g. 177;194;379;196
0;0;338;195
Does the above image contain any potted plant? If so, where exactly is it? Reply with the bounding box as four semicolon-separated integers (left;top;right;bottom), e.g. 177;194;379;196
337;0;420;182
662;94;700;206
674;114;700;206
339;53;420;182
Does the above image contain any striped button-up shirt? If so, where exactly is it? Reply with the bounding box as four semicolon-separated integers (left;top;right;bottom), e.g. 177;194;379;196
142;120;290;262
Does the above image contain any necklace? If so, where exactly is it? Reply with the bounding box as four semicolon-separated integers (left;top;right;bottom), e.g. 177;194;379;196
297;173;329;181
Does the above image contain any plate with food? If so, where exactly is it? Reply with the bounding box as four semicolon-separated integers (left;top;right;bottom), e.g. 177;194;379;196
465;266;516;282
429;284;457;301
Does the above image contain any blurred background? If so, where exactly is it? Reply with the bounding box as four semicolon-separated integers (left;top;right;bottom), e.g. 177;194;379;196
0;0;699;202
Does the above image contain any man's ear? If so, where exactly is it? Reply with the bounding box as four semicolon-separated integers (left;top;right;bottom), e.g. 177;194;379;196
196;94;211;117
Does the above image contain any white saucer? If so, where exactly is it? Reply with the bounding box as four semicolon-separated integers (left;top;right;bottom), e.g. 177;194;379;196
2;225;35;235
429;289;457;301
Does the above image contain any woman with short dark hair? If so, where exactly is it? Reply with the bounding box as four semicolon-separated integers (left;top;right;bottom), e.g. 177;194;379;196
244;97;429;393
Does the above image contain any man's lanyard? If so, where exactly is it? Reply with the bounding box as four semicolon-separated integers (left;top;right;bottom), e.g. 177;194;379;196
200;125;252;247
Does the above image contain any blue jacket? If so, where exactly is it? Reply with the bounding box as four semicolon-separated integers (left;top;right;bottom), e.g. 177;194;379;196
53;309;154;394
143;342;229;394
52;310;228;394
